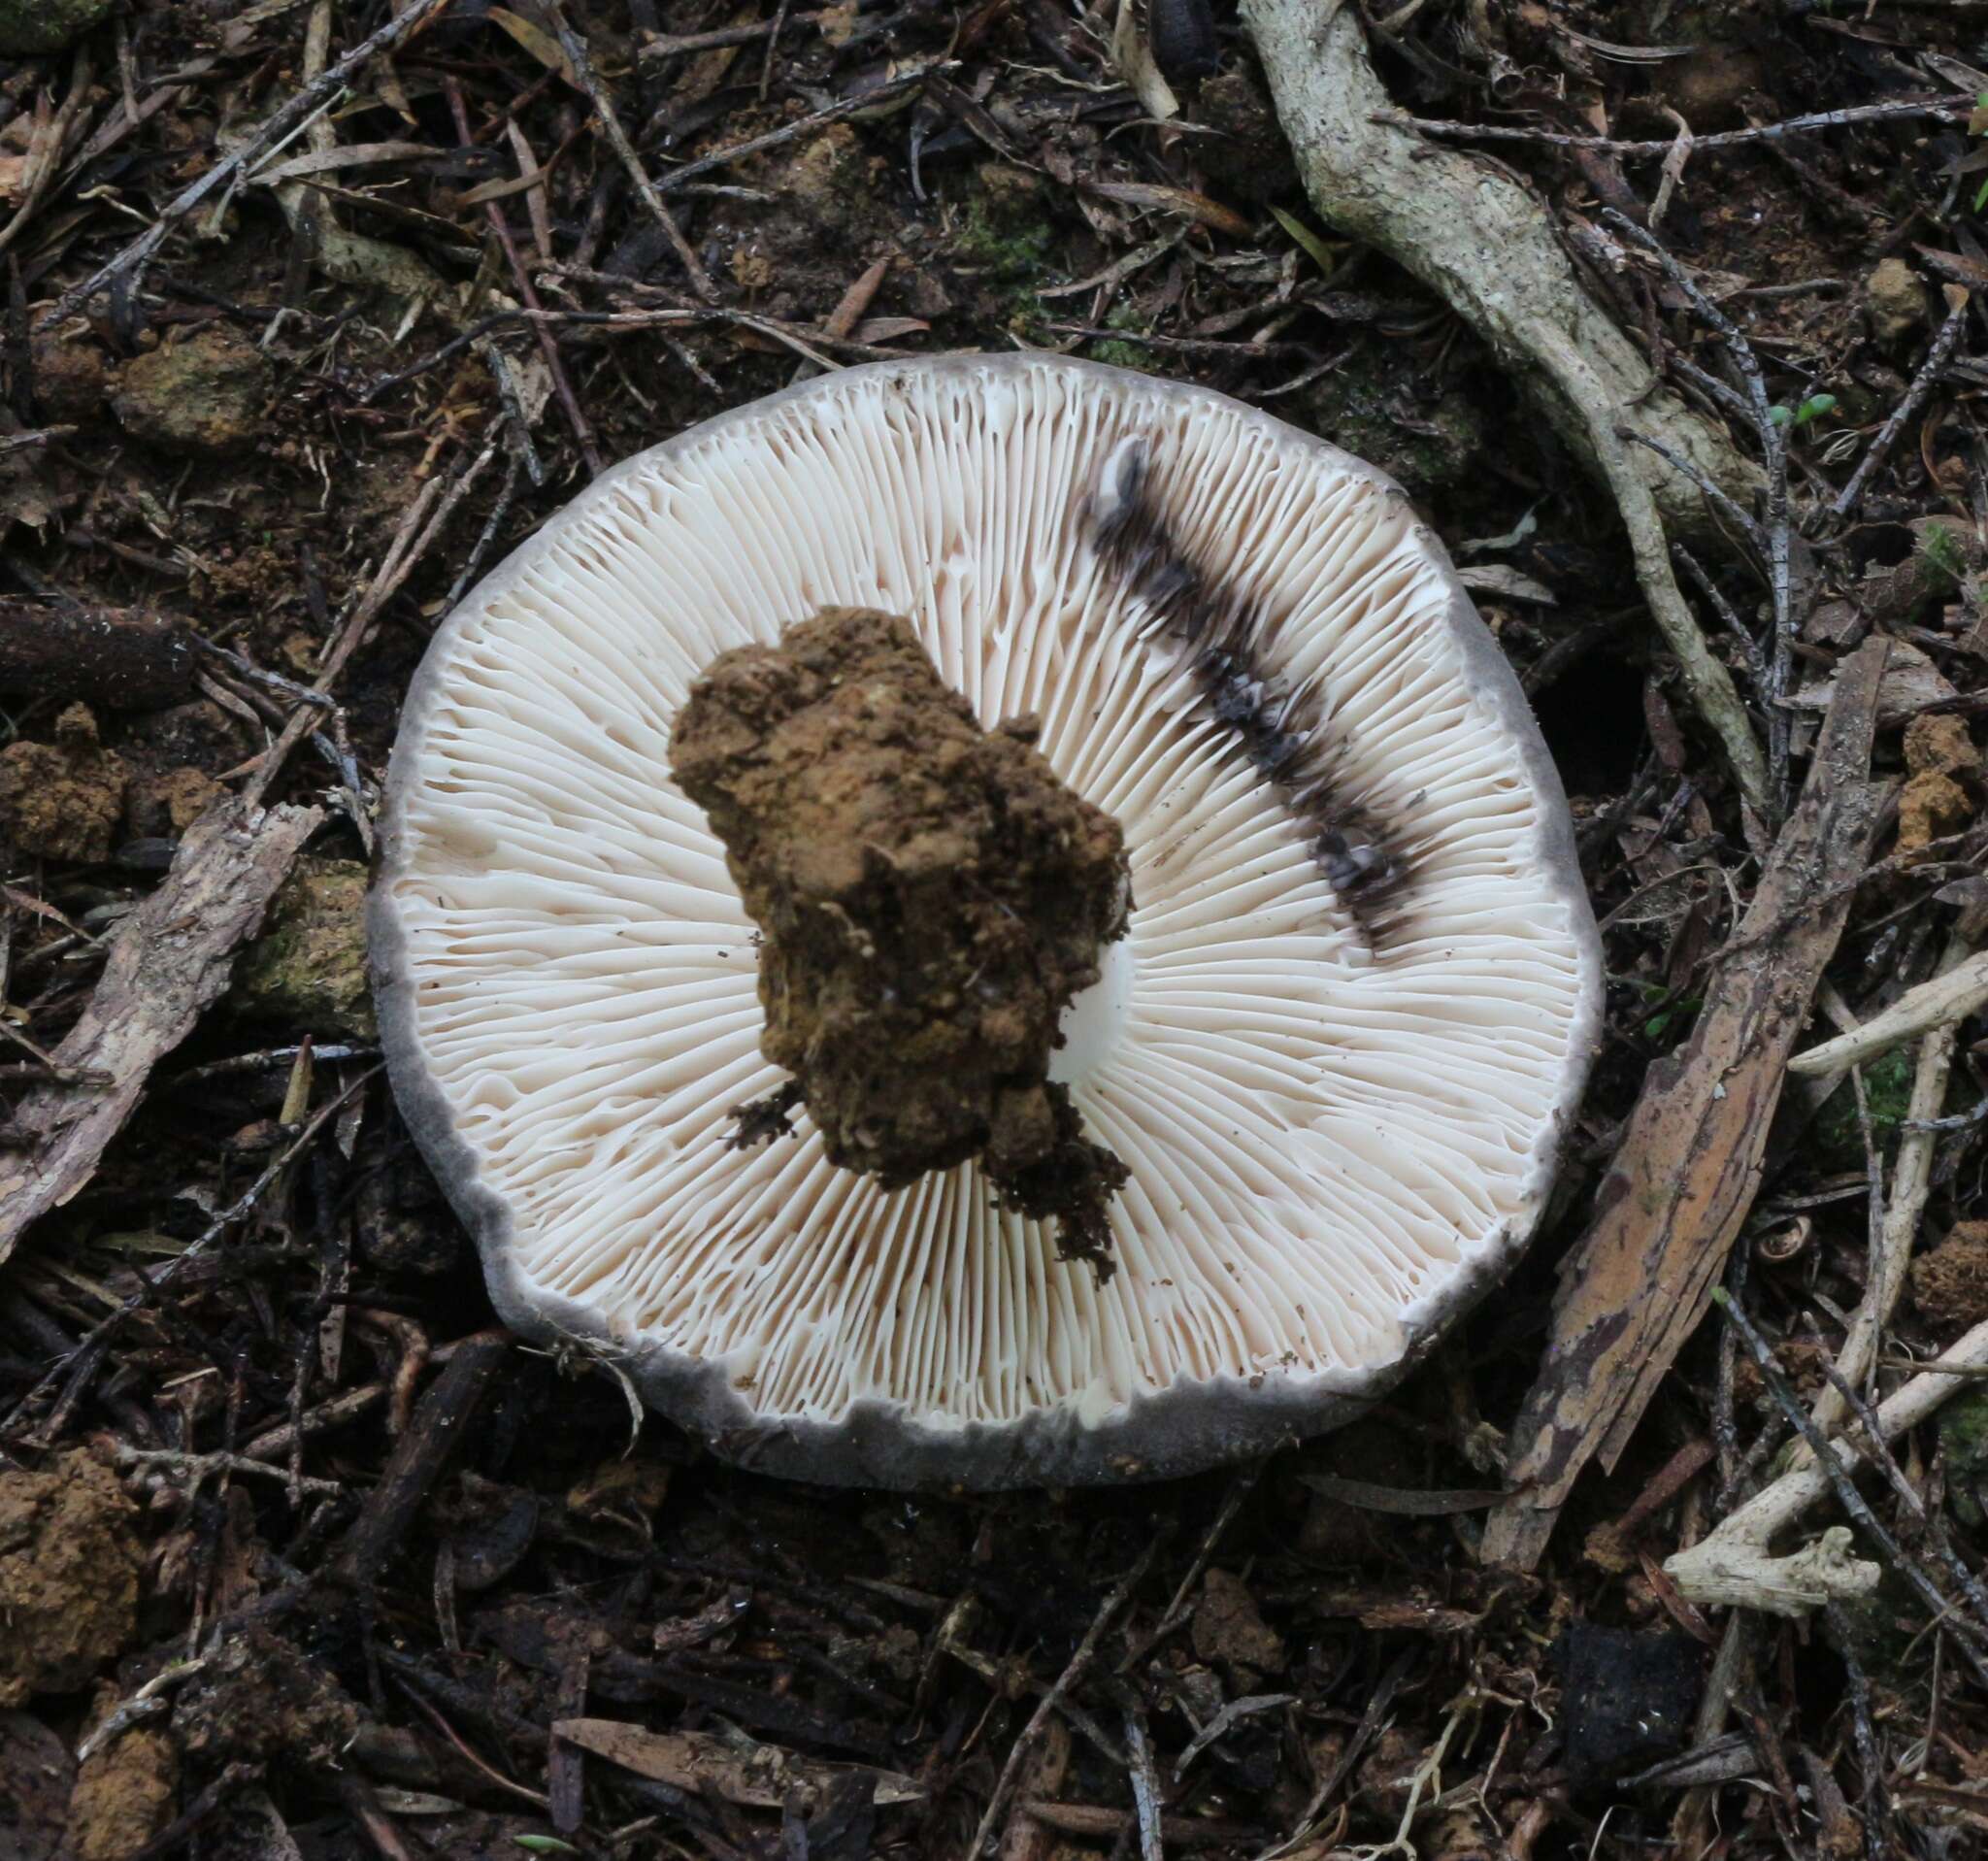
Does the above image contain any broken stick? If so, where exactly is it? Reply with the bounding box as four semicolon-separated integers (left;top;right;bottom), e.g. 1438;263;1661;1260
1666;1314;1988;1615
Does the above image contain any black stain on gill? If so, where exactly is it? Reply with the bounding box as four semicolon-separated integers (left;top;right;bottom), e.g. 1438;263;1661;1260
1084;437;1414;948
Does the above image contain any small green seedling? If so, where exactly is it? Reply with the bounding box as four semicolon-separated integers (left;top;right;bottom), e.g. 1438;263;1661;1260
1767;392;1837;429
1269;207;1342;276
1974;92;1988;213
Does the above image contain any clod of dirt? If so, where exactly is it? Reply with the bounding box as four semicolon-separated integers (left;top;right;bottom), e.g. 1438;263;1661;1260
0;1450;143;1707
230;856;377;1038
112;326;271;458
125;766;222;840
0;0;112;54
0;703;128;862
1190;1567;1287;1684
28;329;111;424
727;122;889;286
1354;1725;1428;1825
1866;257;1931;349
670;608;1132;1269
66;1726;179;1861
1898;713;1979;854
1195;68;1299;204
1731;1336;1829;1412
1551;1623;1703;1792
173;1625;358;1770
1911;1221;1988;1331
1652;45;1765;129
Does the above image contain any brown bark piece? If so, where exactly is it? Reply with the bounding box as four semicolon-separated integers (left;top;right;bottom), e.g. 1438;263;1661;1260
0;796;322;1267
1481;639;1894;1571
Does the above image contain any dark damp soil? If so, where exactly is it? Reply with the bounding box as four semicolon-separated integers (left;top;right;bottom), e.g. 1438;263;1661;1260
671;608;1129;1271
0;0;1986;1857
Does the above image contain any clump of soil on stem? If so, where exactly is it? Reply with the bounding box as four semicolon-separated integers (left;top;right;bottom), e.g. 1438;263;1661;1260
670;608;1131;1273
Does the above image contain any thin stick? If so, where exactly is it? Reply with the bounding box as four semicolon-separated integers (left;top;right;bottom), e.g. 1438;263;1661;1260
444;79;603;476
1790;943;1988;1075
439;447;524;614
1833;299;1970;519
115;1444;344;1497
1667;1313;1988;1612
2;1069;379;1439
1810;1348;1988;1639
653;63;942;195
1381;95;1970;157
1809;936;1972;1434
0;425;77;454
244;433;494;805
548;4;715;301
1718;1294;1988;1682
969;1538;1161;1857
758;0;797;98
36;0;453;331
643;18;797;57
1824;1600;1890;1861
359;301;914;404
1604;208;1793;811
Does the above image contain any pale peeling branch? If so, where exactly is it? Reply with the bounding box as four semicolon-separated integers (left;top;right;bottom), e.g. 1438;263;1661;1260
1242;0;1771;811
1667;1317;1988;1616
1788;945;1988;1077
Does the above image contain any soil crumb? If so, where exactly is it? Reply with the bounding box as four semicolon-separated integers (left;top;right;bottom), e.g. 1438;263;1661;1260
1912;1221;1988;1330
172;1626;358;1770
67;1724;178;1861
0;703;127;863
1898;713;1978;854
0;1449;142;1706
670;608;1131;1273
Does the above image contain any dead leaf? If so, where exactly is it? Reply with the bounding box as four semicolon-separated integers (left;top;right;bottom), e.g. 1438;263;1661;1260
1084;180;1252;239
1456;563;1557;606
1110;0;1178;122
553;1720;924;1811
488;7;579;85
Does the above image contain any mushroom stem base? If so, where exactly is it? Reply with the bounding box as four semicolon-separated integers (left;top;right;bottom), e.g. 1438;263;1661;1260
669;608;1133;1272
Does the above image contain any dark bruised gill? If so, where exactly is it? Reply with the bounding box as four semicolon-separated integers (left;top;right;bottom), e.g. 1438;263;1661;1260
1084;436;1411;945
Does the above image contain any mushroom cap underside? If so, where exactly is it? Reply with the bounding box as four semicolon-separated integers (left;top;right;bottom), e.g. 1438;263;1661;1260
370;353;1605;1489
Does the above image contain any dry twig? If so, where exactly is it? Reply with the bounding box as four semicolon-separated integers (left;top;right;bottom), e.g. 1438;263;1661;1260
1383;95;1971;156
36;0;453;331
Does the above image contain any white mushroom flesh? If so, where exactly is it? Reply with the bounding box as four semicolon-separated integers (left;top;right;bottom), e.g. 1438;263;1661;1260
385;359;1593;1434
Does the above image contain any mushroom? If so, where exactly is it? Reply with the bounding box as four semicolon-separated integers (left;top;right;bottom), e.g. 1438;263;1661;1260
371;354;1603;1488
